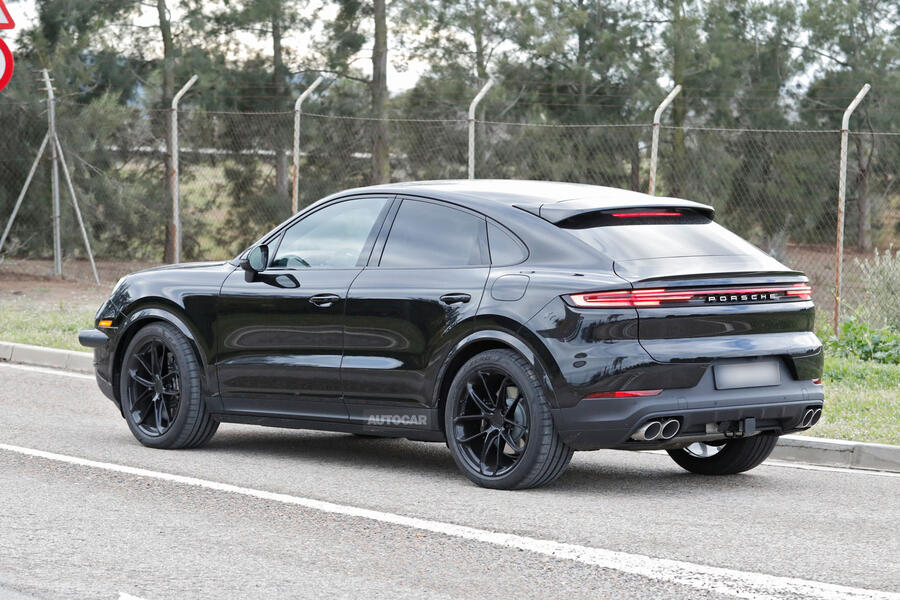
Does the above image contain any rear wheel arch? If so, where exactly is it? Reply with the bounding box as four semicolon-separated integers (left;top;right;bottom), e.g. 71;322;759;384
434;329;558;435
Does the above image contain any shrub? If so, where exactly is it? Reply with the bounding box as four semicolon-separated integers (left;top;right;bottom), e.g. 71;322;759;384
823;317;900;365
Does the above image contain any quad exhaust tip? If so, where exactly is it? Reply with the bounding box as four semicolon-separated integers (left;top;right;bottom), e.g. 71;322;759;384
809;408;822;427
800;409;815;428
660;419;681;440
631;419;680;442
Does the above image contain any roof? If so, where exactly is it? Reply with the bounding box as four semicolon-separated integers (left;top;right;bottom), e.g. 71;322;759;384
342;179;714;223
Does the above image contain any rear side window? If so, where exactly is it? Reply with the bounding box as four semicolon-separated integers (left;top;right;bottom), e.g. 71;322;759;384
560;212;760;260
380;200;488;267
488;223;527;265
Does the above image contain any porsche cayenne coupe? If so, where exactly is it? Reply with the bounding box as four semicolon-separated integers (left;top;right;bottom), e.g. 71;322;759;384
79;180;824;489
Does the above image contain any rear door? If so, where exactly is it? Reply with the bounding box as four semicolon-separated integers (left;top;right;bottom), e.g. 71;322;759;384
560;209;818;363
343;198;490;430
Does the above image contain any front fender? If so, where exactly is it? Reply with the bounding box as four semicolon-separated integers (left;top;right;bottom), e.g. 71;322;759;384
112;304;220;408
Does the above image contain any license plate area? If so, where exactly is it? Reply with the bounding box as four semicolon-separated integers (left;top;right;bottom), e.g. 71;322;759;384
714;360;781;390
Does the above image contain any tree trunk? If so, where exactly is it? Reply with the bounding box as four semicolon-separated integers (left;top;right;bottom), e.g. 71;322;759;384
473;0;486;79
273;12;290;203
670;0;686;197
371;0;390;184
157;0;176;263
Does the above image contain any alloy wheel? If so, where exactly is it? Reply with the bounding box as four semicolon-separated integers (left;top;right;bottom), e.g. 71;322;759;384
125;339;182;437
452;369;530;477
684;441;725;458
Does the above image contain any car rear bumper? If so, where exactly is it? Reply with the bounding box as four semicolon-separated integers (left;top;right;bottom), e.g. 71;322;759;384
551;360;824;451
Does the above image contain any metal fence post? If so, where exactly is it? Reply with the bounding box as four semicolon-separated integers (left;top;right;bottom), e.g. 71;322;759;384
468;78;495;180
833;83;871;335
648;85;682;196
171;74;198;264
292;76;324;215
42;70;62;276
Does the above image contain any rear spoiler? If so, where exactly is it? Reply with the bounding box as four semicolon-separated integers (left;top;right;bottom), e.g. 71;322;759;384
513;196;715;224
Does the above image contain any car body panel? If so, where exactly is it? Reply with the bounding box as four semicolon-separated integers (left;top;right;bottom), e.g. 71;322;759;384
79;180;825;450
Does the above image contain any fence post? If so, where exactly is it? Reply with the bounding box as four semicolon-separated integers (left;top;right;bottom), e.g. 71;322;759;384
54;136;100;285
170;74;198;264
648;85;681;196
42;70;62;276
292;75;324;215
468;78;494;180
833;83;871;335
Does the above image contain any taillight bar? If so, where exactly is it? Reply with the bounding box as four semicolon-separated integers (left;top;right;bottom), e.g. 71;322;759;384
569;283;812;308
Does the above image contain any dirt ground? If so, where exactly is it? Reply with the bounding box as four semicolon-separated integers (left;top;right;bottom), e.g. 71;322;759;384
0;264;113;312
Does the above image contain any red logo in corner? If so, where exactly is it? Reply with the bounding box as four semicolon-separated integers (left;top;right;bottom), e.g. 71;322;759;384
0;0;15;93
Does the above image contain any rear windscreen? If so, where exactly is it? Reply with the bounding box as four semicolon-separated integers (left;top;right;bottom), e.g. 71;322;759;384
559;212;761;260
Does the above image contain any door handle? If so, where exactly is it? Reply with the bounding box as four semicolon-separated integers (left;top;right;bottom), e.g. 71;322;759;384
309;293;340;307
440;293;471;305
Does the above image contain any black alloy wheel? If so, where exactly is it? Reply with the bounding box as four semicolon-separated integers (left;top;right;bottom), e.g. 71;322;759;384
124;338;182;436
445;349;573;489
453;368;530;477
120;322;218;449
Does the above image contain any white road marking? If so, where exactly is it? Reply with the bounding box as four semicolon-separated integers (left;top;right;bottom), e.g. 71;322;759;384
2;443;896;600
0;362;94;380
118;593;147;600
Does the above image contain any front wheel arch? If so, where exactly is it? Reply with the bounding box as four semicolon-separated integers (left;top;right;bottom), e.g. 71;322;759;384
112;308;210;410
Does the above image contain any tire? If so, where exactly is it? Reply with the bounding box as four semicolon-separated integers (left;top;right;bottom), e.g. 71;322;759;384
119;322;218;449
666;433;779;475
444;349;573;490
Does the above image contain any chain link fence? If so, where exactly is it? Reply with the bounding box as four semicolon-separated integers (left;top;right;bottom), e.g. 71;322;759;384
1;97;898;328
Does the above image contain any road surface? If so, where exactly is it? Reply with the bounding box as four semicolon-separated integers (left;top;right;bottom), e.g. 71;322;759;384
0;362;897;600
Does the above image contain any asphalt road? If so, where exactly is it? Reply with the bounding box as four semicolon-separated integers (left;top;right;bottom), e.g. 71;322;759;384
0;362;897;600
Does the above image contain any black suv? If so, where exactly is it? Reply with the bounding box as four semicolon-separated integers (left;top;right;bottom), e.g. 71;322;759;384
80;180;824;489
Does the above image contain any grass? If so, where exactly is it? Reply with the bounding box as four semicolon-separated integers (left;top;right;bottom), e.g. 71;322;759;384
0;301;95;352
804;356;900;446
0;299;896;445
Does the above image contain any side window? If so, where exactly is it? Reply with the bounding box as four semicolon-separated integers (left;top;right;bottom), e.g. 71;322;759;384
271;197;389;269
379;200;488;268
488;223;527;265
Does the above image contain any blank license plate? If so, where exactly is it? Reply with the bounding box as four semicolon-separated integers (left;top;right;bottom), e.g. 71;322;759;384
714;360;781;390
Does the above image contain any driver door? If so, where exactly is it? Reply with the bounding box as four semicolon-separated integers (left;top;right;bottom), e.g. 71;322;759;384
215;196;393;421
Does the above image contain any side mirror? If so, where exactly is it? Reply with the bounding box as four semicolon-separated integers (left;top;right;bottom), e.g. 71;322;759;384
240;245;268;281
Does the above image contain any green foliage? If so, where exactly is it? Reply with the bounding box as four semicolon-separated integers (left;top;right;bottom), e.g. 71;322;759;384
822;317;900;365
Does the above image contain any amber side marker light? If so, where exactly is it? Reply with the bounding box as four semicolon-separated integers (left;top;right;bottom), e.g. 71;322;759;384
97;320;114;328
585;390;663;399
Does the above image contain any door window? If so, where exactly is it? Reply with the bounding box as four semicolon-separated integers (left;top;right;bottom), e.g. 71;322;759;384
379;200;488;267
271;197;389;269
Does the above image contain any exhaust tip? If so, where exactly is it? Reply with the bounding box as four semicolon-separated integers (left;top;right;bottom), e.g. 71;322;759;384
809;408;822;427
660;419;680;440
800;409;814;428
632;421;662;442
